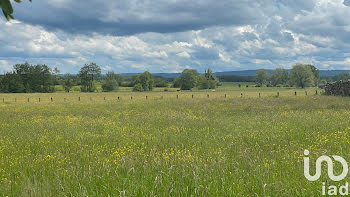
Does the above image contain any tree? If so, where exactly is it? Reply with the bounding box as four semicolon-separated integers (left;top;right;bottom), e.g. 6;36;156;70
271;68;289;86
290;64;315;88
255;69;268;87
0;72;24;93
78;63;101;92
63;73;74;92
0;0;31;20
102;71;119;92
52;67;60;85
134;71;154;91
133;83;143;92
197;69;219;89
306;64;320;86
179;69;199;90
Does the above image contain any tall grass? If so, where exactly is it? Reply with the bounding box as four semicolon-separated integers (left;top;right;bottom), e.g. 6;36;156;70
0;92;348;196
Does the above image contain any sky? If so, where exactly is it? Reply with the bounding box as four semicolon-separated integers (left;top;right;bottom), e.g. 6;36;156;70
1;0;350;74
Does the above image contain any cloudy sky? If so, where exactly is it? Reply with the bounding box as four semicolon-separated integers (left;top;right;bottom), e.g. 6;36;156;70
1;0;350;73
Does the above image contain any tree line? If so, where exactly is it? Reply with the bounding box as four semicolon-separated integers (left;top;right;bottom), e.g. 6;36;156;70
0;62;219;93
255;64;320;88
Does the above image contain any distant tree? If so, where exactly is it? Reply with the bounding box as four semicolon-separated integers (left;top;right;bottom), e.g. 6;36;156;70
133;83;143;92
154;77;168;87
197;69;219;89
52;67;60;85
102;71;119;92
134;71;154;91
333;72;350;81
0;0;32;20
172;77;181;88
78;63;101;92
271;68;289;86
0;72;24;93
179;69;199;90
306;64;320;86
290;64;315;88
63;73;74;92
13;63;54;92
255;69;268;87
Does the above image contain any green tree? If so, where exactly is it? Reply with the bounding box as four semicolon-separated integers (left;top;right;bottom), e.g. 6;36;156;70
78;63;101;92
179;69;199;90
102;71;119;92
197;69;219;89
135;71;154;91
306;64;320;86
271;68;289;86
0;0;31;20
63;73;74;92
133;83;143;92
255;69;268;87
290;64;314;88
0;72;24;93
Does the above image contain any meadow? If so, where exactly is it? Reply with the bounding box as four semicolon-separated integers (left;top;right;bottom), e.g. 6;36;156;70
0;85;349;196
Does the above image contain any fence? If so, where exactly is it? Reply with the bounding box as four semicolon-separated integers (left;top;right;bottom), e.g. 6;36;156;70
1;90;324;104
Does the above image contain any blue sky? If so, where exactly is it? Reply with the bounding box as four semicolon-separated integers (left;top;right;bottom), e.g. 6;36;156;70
1;0;350;73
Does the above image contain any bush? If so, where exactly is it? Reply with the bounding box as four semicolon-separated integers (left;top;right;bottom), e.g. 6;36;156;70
133;83;143;92
102;80;118;92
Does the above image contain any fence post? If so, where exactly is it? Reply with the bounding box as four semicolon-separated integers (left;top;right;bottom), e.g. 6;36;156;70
259;93;261;98
2;98;4;103
27;98;29;103
207;94;209;98
192;94;194;99
39;98;41;102
224;94;227;98
176;95;178;99
51;97;53;102
305;91;308;96
277;92;279;97
294;91;297;96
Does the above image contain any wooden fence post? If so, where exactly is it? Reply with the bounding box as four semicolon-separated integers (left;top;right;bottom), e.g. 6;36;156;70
192;94;194;99
27;98;29;102
79;97;81;102
39;98;41;102
224;94;227;98
277;92;280;97
259;93;261;98
305;91;308;96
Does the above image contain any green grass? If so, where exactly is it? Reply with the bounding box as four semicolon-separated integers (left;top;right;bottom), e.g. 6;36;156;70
0;88;346;196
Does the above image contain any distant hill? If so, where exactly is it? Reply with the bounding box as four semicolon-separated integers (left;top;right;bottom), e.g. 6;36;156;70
120;70;350;78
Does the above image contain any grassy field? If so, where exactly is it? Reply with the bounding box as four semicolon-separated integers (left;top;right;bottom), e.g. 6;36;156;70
0;86;348;196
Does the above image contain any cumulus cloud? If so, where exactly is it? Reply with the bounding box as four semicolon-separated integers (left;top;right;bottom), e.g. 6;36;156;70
0;0;350;73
